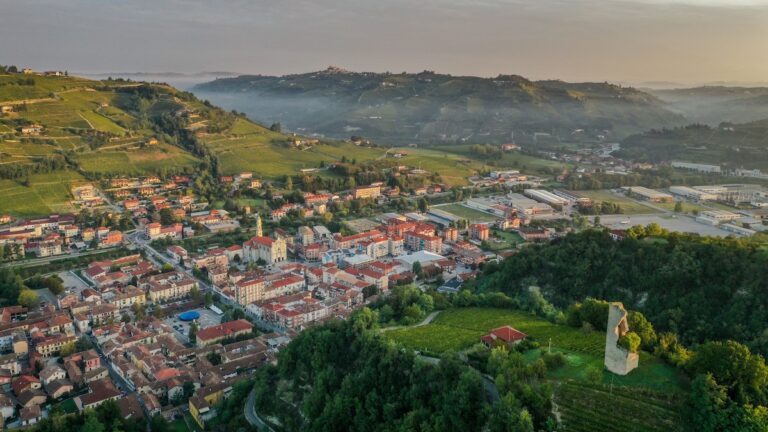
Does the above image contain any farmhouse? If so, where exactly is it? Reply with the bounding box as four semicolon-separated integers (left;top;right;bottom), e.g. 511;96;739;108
481;326;527;349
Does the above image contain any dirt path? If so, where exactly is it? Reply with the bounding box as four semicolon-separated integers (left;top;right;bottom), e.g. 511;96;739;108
380;310;442;333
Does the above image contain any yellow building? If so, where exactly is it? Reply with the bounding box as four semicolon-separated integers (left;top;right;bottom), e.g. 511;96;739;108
189;382;231;428
353;184;381;200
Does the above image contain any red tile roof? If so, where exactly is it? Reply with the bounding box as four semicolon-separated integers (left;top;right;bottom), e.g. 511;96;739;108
196;319;253;342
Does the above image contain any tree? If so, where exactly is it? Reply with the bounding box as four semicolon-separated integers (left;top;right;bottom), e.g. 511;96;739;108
189;285;201;302
674;201;683;213
204;292;214;307
82;412;105;432
132;302;146;320
628;311;657;350
285;175;293;191
207;351;222;365
161;263;174;273
59;341;77;357
418;197;429;213
269;122;282;133
149;415;169;432
412;261;422;278
688;340;768;405
188;322;198;344
17;289;39;308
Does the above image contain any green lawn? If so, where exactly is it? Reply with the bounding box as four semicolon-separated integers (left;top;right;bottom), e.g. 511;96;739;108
56;397;78;414
434;203;499;222
486;229;524;250
574;190;659;215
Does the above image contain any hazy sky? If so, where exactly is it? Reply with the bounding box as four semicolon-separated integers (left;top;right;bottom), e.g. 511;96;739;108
1;0;767;84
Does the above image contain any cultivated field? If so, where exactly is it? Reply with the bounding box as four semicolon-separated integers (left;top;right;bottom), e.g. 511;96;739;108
387;308;605;356
0;170;83;216
387;308;683;391
75;144;200;175
554;382;682;432
388;307;685;431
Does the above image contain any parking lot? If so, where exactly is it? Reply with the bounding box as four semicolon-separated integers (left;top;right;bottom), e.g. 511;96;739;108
600;214;732;237
165;307;223;343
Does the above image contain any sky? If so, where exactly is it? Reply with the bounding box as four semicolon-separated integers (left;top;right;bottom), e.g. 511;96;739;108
1;0;767;84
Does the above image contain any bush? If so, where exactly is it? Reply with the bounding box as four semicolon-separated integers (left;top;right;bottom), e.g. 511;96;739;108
541;352;567;370
617;331;641;353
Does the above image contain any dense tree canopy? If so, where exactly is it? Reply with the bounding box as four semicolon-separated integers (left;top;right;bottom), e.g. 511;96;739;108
481;229;768;355
255;310;491;431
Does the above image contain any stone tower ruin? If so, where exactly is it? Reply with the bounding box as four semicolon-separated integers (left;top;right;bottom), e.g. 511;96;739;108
604;302;639;375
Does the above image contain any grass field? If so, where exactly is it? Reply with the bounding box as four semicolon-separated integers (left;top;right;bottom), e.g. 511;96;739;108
432;144;566;176
0;170;83;216
435;203;500;222
388;147;491;186
573;190;659;215
486;230;524;250
207;130;383;178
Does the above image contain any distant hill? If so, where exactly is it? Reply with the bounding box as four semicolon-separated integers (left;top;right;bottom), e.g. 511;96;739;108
0;71;326;216
617;119;768;170
194;67;685;146
648;86;768;125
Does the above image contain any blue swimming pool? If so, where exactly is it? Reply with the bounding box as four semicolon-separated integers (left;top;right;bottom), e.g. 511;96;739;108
178;310;200;321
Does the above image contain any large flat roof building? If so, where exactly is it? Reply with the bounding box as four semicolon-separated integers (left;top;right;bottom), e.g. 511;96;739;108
622;187;673;203
523;189;569;207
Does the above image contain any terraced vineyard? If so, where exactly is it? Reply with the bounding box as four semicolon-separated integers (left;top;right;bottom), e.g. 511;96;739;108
555;382;682;432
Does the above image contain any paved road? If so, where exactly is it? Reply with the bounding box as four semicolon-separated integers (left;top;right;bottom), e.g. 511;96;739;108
244;386;275;431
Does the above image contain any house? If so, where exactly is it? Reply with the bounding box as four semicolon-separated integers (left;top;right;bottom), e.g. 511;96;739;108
75;378;121;411
0;393;15;420
17;389;46;408
12;375;41;395
117;393;145;421
189;382;233;428
39;364;66;385
44;379;74;399
481;326;527;349
20;404;42;426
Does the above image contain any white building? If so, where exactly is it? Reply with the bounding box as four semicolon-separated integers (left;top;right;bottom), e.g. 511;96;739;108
671;161;721;173
523;189;570;207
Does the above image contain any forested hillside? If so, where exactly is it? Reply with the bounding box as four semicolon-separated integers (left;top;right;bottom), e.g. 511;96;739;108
250;312;501;432
194;67;684;145
480;228;768;355
617;121;768;170
649;86;768;126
